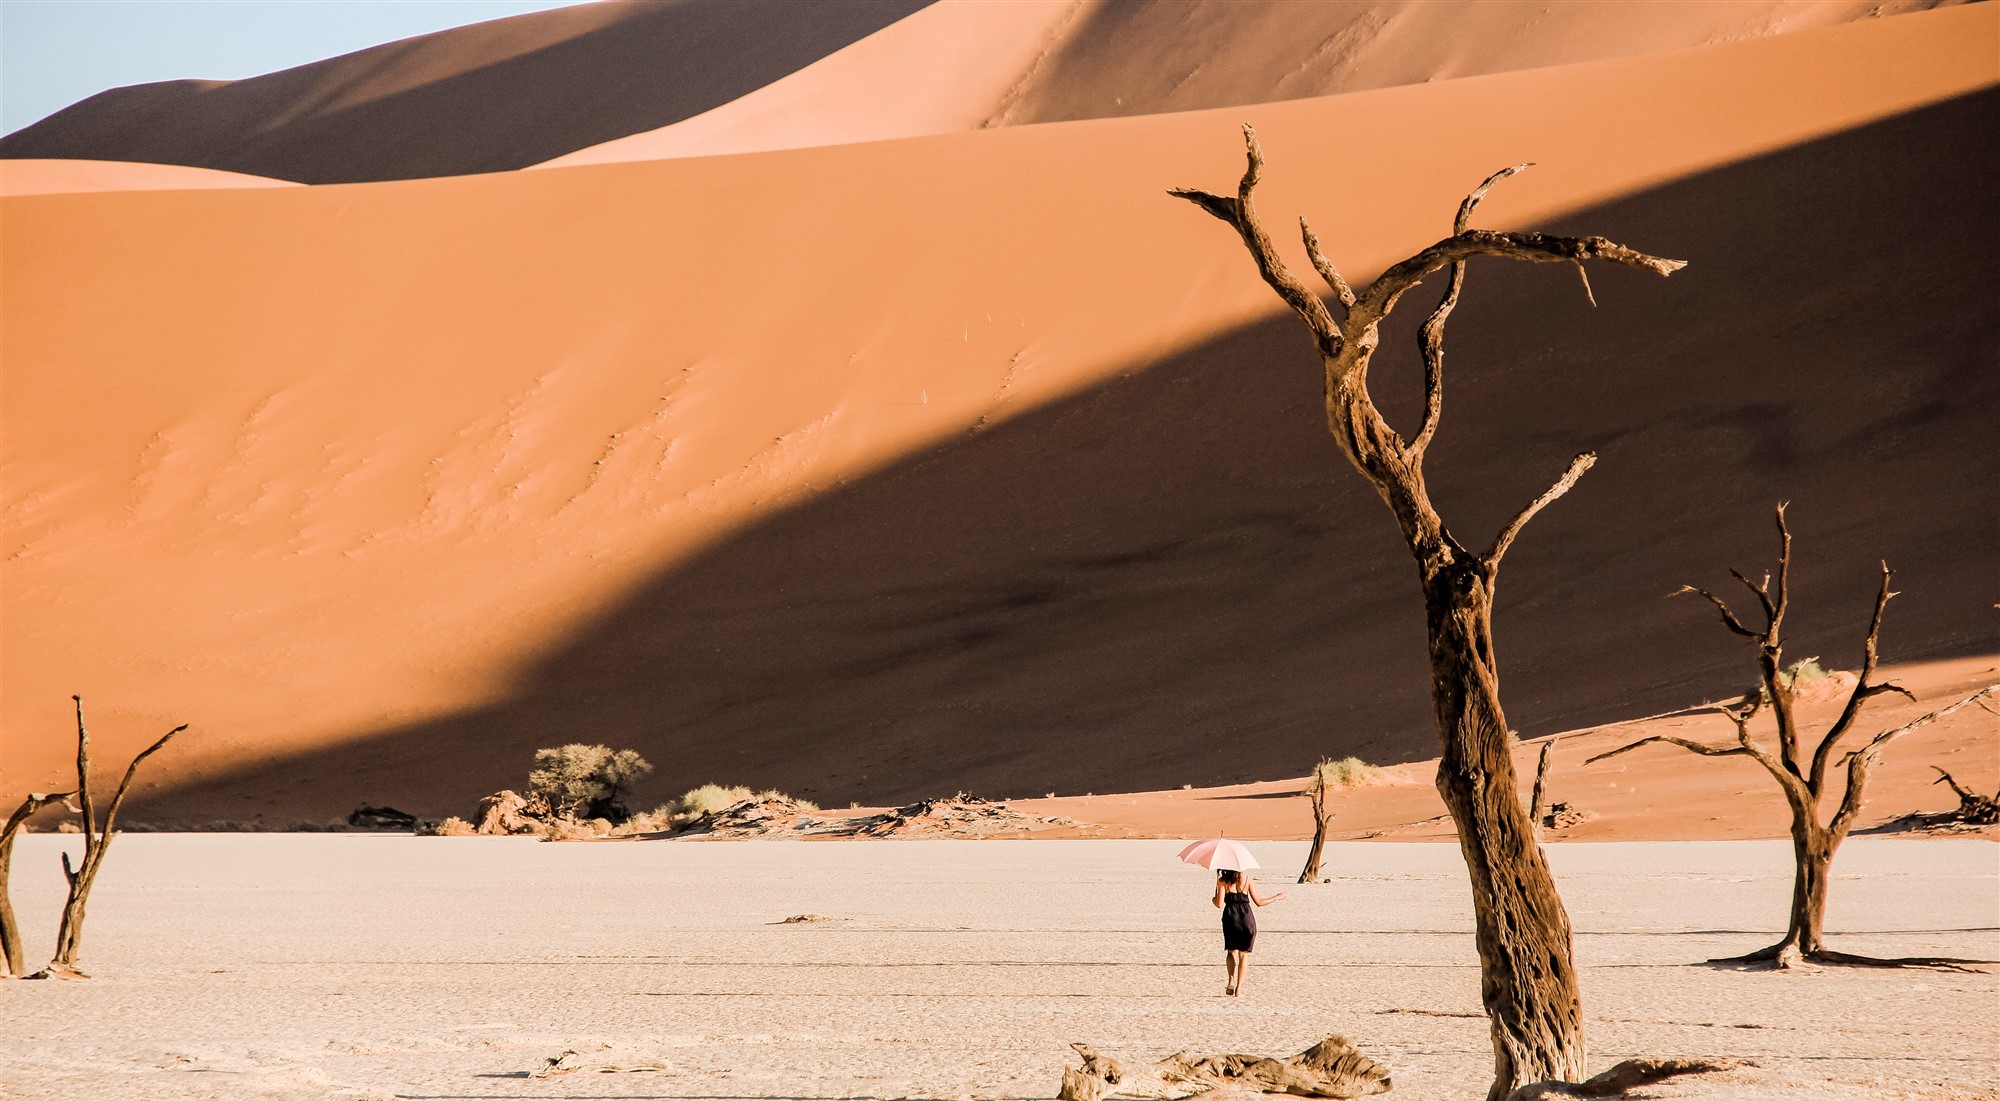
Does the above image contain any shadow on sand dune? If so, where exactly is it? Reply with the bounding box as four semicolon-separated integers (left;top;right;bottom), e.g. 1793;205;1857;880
152;91;1999;820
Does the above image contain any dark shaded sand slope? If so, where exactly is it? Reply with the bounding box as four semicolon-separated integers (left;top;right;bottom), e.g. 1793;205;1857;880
0;0;927;183
149;92;2000;818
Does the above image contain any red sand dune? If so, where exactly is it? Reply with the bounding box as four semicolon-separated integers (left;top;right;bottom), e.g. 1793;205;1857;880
547;0;1961;165
0;0;929;184
2;1;1958;181
0;159;300;198
1028;656;2000;842
2;7;1995;822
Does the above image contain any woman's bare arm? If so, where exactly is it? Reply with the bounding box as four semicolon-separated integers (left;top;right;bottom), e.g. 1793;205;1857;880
1247;879;1288;906
1212;879;1226;908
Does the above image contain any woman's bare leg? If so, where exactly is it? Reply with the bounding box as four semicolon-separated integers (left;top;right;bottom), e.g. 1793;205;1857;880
1234;952;1250;995
1224;950;1240;993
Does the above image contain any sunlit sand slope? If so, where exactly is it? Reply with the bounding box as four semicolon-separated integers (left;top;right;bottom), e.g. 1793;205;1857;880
2;8;1994;818
0;160;301;197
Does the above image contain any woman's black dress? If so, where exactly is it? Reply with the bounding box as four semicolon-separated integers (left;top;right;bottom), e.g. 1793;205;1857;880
1221;891;1256;951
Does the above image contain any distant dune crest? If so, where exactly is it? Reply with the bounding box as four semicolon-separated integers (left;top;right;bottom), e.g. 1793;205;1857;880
0;0;1969;182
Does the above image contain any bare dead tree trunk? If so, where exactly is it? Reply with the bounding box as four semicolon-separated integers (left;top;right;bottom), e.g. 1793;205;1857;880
1299;784;1332;884
1528;736;1561;843
1587;509;1999;970
1173;128;1685;1098
29;697;184;979
1;790;75;976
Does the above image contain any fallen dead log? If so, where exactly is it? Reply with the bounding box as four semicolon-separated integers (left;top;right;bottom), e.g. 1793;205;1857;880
1058;1035;1391;1100
1931;767;1999;826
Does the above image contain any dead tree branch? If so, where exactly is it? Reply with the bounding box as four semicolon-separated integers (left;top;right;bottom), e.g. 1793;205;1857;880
1931;767;1999;825
1486;453;1597;569
28;697;184;979
2;789;76;976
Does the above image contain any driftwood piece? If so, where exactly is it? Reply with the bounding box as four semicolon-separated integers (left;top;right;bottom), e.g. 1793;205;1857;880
1505;1058;1739;1099
29;697;183;979
1931;767;1999;825
1;790;75;976
1059;1035;1391;1100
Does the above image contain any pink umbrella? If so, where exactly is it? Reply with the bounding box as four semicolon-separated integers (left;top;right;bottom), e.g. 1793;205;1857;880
1178;837;1260;872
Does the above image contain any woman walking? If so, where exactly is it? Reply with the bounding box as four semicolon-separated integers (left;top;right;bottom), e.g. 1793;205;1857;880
1212;868;1284;996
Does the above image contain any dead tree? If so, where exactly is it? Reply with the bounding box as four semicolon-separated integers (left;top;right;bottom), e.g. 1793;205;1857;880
1;789;75;976
1586;507;2000;969
1528;736;1561;843
29;696;184;979
1931;767;1999;825
1298;757;1338;883
1173;127;1683;1097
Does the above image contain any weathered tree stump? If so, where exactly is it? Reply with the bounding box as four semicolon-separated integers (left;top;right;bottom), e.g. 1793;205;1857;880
1058;1035;1391;1099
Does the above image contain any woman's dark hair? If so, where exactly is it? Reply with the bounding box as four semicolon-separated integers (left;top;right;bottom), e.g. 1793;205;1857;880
1218;869;1242;887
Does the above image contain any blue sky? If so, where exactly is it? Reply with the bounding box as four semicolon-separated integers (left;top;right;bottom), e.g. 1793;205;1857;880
1;0;597;136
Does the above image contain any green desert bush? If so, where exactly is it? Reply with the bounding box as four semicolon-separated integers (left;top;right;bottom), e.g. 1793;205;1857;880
527;744;653;821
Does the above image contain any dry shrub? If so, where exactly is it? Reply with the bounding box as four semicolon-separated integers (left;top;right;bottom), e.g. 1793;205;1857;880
527;744;653;820
1306;756;1383;795
422;816;476;837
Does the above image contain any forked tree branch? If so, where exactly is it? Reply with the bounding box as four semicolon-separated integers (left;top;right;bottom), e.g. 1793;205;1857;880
1412;164;1531;459
1675;585;1759;639
1357;229;1686;319
1830;684;2000;837
1299;218;1356;309
1169;128;1686;430
1168;125;1341;356
1484;452;1596;568
1808;562;1903;792
1585;734;1751;764
1728;569;1777;625
1763;505;1802;775
99;724;184;841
